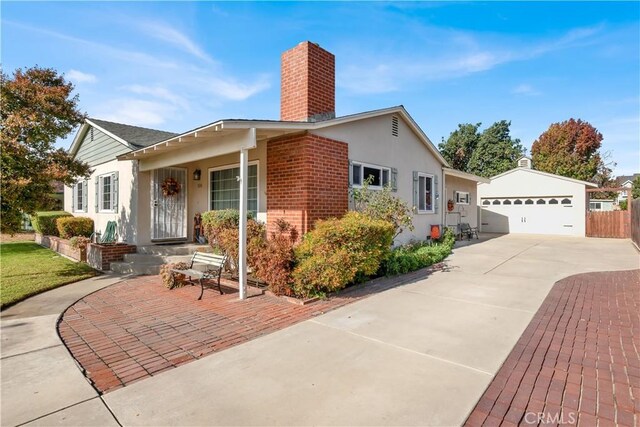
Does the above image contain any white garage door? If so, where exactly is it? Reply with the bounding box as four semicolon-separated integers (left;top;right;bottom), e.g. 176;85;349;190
480;197;576;235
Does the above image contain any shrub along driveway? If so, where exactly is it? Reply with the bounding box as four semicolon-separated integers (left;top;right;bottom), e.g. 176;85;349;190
100;235;638;426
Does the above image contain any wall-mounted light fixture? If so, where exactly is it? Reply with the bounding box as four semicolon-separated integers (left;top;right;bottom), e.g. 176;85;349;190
193;169;201;181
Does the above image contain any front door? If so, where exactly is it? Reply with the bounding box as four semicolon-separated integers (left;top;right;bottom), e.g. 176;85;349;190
152;167;187;241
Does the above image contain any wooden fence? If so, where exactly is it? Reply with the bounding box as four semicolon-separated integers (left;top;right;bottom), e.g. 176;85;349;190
632;199;640;248
586;210;630;238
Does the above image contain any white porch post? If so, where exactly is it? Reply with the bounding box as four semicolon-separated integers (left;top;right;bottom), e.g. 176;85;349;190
238;147;249;300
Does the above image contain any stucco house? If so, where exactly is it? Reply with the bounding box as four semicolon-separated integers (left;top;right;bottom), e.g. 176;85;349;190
478;157;597;236
615;174;638;204
65;42;485;264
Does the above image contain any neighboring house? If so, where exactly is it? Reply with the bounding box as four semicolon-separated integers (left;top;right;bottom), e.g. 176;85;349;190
615;174;639;204
588;199;615;212
65;41;485;246
478;157;597;237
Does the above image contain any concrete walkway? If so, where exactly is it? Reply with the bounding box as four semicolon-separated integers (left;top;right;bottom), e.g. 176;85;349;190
1;274;125;426
2;235;638;426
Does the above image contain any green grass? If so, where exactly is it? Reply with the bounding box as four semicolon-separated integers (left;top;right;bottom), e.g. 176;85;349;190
0;242;97;309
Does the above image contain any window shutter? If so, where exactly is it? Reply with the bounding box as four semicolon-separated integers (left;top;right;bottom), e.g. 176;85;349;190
348;160;353;187
95;178;99;212
112;172;119;212
391;168;398;192
83;181;88;213
412;171;419;209
71;185;75;211
434;175;439;214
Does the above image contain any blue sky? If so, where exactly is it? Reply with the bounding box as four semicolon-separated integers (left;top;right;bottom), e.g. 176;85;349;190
3;1;639;175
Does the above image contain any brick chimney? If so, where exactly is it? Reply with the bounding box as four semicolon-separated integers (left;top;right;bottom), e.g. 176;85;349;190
280;41;335;122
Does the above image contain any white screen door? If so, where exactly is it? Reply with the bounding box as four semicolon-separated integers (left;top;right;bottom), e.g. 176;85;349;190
152;167;187;241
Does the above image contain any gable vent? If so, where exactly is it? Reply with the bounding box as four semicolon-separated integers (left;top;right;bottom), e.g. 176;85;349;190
391;116;399;137
90;128;94;142
518;157;532;169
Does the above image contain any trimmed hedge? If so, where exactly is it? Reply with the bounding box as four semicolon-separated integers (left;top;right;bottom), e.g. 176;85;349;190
31;211;72;237
292;212;395;298
56;216;94;239
381;228;455;276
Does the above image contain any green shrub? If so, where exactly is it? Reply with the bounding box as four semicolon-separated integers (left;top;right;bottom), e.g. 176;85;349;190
30;211;72;236
292;212;394;298
382;228;455;276
56;216;94;239
69;236;91;250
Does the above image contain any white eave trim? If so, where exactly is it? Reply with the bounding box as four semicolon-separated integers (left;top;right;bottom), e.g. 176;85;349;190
117;105;450;167
444;167;490;184
486;167;598;187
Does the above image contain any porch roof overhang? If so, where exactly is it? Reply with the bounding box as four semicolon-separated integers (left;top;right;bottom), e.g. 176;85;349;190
443;167;490;184
117;121;310;172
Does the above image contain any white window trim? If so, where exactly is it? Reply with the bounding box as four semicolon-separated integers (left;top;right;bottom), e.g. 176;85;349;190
208;161;260;214
351;161;391;190
98;173;117;213
455;191;470;205
74;182;84;213
417;172;435;214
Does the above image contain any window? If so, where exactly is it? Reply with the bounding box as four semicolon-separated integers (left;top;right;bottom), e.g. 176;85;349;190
590;201;602;210
525;199;534;205
351;162;391;189
514;199;523;205
74;182;85;212
455;191;470;205
492;200;501;205
98;173;118;213
549;199;558;205
210;163;258;216
482;200;490;206
503;200;512;205
561;198;572;205
416;173;434;213
536;199;546;205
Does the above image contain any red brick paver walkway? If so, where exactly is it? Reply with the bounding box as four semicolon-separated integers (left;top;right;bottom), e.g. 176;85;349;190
58;269;432;394
465;270;640;427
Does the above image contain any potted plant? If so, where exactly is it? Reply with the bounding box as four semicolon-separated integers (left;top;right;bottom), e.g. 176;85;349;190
447;199;455;211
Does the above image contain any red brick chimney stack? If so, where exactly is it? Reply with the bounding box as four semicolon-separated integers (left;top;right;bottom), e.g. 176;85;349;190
280;41;335;122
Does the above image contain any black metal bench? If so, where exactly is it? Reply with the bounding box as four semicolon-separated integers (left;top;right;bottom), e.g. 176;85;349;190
171;252;227;300
460;223;479;240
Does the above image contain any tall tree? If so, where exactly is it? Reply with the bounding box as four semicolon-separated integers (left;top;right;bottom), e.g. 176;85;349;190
530;118;603;182
1;66;90;234
438;123;481;171
467;120;525;178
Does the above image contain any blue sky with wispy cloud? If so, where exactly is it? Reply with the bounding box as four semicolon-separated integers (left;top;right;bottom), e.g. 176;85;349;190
2;1;638;175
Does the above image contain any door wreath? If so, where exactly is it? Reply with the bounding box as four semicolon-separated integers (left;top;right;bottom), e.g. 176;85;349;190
161;177;181;197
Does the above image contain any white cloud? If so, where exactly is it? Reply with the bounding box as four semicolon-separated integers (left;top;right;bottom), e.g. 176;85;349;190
512;84;540;96
137;21;213;63
67;69;97;83
339;24;603;94
96;98;176;127
121;85;189;109
205;75;271;101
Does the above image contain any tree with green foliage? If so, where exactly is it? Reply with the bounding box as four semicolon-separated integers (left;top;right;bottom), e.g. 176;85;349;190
1;66;90;234
467;120;525;178
530;118;604;182
438;123;481;171
632;176;640;199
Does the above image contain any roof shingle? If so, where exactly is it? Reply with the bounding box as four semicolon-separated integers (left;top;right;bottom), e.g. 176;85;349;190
89;118;178;148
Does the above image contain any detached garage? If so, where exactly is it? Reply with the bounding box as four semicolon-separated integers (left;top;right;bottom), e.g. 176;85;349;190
477;157;597;236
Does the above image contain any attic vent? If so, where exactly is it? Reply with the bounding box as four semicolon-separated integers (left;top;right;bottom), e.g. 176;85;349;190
391;116;399;137
518;157;532;168
90;128;94;142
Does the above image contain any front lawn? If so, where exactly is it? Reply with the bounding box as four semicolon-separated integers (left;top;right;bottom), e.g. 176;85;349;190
0;242;97;309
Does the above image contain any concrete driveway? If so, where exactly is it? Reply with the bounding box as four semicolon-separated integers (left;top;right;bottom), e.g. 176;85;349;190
101;235;638;426
2;235;637;426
